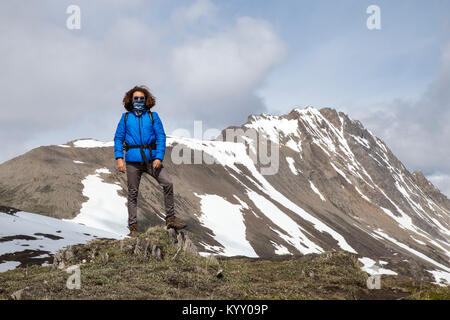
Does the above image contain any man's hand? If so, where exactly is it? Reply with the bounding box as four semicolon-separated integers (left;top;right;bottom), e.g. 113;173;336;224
153;159;162;170
117;158;126;173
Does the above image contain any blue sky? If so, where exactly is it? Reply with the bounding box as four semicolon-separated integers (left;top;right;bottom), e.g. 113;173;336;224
252;0;449;112
1;0;450;195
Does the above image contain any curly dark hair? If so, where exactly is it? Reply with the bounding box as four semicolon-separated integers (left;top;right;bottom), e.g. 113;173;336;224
122;85;156;111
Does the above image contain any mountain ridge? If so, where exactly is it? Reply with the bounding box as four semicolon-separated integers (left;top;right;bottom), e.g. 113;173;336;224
0;106;449;285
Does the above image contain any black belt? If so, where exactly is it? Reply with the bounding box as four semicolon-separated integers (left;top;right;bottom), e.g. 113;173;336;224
123;142;156;151
123;142;157;168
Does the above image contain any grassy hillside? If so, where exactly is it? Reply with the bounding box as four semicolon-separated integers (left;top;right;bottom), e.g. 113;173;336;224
0;226;448;300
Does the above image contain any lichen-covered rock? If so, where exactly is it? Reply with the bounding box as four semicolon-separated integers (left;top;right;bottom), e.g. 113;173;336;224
173;230;199;256
176;232;184;249
143;238;152;258
168;228;177;245
206;253;219;266
102;252;109;265
183;234;198;255
133;238;141;255
152;244;161;260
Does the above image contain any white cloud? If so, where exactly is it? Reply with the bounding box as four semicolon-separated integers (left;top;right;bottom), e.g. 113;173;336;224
349;43;450;198
169;16;287;108
171;0;217;25
427;173;450;199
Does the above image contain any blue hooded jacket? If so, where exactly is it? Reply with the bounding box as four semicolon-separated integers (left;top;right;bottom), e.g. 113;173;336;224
114;110;166;162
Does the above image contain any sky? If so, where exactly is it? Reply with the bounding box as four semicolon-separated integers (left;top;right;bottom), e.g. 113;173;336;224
1;0;450;196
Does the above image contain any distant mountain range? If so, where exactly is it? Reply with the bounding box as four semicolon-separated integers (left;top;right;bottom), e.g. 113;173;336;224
0;106;449;285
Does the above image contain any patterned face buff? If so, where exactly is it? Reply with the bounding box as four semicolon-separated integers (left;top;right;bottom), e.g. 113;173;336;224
132;96;146;116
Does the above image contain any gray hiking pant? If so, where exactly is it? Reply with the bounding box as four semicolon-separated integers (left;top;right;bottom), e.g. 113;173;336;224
126;161;175;226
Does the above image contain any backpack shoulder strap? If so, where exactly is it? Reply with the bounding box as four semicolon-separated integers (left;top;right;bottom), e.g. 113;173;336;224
148;111;154;124
123;113;129;149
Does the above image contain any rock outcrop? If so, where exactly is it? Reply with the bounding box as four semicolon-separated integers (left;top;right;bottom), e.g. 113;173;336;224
53;227;200;270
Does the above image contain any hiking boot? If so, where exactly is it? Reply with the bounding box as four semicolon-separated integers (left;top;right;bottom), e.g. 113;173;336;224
165;215;187;230
128;223;141;237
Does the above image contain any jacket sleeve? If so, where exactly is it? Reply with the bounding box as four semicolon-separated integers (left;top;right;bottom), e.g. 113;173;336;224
152;112;166;161
114;113;126;159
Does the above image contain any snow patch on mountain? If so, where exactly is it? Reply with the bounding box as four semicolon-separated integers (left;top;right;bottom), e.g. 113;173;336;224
194;192;258;257
310;181;326;202
373;229;450;273
354;186;371;203
286;157;299;175
65;168;128;236
427;269;450;286
285;139;302;155
73;139;114;148
270;240;291;255
243;115;300;143
358;257;398;275
350;135;371;149
247;189;323;254
330;162;353;185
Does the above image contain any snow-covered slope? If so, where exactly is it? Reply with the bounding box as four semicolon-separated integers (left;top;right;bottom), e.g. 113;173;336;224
64;168;129;235
0;207;124;272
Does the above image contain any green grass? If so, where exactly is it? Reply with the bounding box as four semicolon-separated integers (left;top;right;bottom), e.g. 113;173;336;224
0;226;448;300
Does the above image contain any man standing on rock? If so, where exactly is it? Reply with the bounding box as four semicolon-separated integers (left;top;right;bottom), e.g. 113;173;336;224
114;85;186;237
